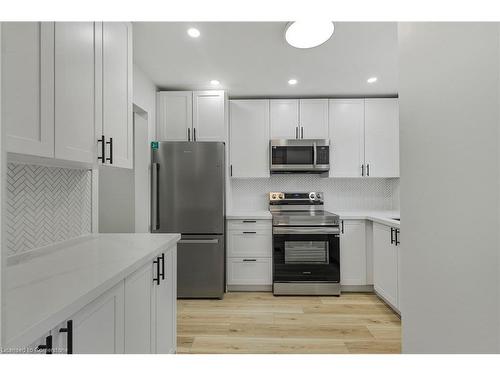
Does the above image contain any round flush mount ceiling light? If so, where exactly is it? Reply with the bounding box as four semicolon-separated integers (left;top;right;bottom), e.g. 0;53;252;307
210;79;220;85
367;77;378;83
187;28;200;38
288;79;298;85
285;21;334;49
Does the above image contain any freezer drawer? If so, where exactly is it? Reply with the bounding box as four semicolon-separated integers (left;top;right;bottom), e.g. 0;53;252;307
177;234;225;299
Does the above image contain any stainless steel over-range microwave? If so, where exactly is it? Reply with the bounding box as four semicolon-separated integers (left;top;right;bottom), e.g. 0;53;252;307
269;139;330;174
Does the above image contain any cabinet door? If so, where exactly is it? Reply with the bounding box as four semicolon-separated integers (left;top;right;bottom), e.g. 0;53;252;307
373;223;398;308
299;99;329;139
71;281;125;354
340;220;367;286
54;22;95;163
364;98;399;177
227;229;272;258
270;99;299;139
124;262;155;354
230;100;270;178
2;22;54;157
329;99;365;177
153;249;177;354
102;22;133;168
156;91;192;141
192;90;226;142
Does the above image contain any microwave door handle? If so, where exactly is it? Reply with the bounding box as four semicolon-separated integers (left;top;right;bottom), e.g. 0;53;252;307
313;142;317;167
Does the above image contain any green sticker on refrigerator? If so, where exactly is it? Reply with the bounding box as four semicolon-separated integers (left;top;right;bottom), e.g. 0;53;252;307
151;141;159;149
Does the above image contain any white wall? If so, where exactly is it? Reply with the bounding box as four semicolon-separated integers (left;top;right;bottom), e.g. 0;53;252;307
133;64;157;232
399;23;499;353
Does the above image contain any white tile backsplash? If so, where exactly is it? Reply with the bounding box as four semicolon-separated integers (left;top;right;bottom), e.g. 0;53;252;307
5;163;92;256
230;176;400;212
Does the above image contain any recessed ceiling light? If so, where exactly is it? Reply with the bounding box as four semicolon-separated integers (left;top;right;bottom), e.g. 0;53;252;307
285;21;334;49
187;28;200;38
210;80;220;85
288;79;298;85
367;77;378;83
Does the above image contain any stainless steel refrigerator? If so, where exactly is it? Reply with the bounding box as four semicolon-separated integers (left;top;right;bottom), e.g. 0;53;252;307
151;141;225;299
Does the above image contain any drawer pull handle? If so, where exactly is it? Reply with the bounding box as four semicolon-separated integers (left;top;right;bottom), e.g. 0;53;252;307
243;259;257;262
242;220;256;223
242;231;256;234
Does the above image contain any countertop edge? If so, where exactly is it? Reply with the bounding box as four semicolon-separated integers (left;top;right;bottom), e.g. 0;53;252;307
5;234;181;349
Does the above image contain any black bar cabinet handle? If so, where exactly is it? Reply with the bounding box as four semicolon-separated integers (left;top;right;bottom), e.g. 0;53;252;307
187;128;191;141
367;163;370;176
243;231;256;234
97;135;105;163
390;228;394;244
193;128;196;141
295;127;298;139
37;335;53;354
153;258;160;285
301;126;304;139
361;164;365;176
243;259;257;262
395;229;400;246
242;220;256;223
160;253;165;280
59;320;73;354
106;137;113;164
341;220;344;234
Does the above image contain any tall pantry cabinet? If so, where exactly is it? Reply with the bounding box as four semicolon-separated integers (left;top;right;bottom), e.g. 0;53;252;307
1;22;133;168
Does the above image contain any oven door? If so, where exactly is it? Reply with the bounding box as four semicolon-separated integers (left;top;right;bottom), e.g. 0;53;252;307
272;227;340;283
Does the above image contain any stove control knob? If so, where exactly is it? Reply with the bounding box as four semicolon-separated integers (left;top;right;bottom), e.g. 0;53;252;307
316;193;321;199
272;194;277;199
309;192;316;200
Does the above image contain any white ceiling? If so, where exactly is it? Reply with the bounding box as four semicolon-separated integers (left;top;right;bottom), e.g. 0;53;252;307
133;22;398;98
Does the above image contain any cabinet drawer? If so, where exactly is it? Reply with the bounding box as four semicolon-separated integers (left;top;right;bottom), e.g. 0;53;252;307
227;258;272;285
227;230;272;258
227;219;271;231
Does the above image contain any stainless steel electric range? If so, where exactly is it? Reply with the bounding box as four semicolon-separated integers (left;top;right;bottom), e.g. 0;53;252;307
269;192;341;296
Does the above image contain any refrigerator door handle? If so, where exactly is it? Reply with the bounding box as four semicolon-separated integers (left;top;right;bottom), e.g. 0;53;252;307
178;239;219;244
152;163;160;230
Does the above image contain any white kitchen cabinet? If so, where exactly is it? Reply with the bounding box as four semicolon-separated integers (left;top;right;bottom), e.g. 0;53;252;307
364;98;399;177
54;22;96;163
329;99;365;177
124;261;155;354
227;229;272;258
270;99;299;139
299;99;329;139
100;22;133;169
373;222;399;310
70;281;125;354
153;249;177;354
227;258;272;285
229;100;270;178
192;90;226;142
2;22;54;158
340;219;367;286
156;91;192;141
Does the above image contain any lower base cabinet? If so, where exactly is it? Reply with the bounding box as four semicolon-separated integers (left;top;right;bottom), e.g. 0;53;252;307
373;223;399;311
30;247;177;354
227;258;272;286
340;219;367;286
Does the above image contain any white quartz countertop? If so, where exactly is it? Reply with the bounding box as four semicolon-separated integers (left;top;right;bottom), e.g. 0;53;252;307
333;210;400;228
226;211;272;220
3;233;181;349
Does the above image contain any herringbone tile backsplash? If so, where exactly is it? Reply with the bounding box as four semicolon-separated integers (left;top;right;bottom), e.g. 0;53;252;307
6;163;92;256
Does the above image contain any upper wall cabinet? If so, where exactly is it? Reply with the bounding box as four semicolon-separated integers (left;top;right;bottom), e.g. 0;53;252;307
230;100;270;178
157;91;192;141
54;22;96;164
299;99;329;139
269;99;299;139
270;99;329;140
364;98;399;177
329;98;399;178
100;22;133;169
329;99;365;177
2;22;133;168
2;22;55;158
156;90;227;143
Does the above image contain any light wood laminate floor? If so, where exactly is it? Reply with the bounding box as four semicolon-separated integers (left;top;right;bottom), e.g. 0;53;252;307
177;292;401;354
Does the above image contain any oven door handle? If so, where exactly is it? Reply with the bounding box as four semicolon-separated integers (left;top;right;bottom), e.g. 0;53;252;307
273;226;340;235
